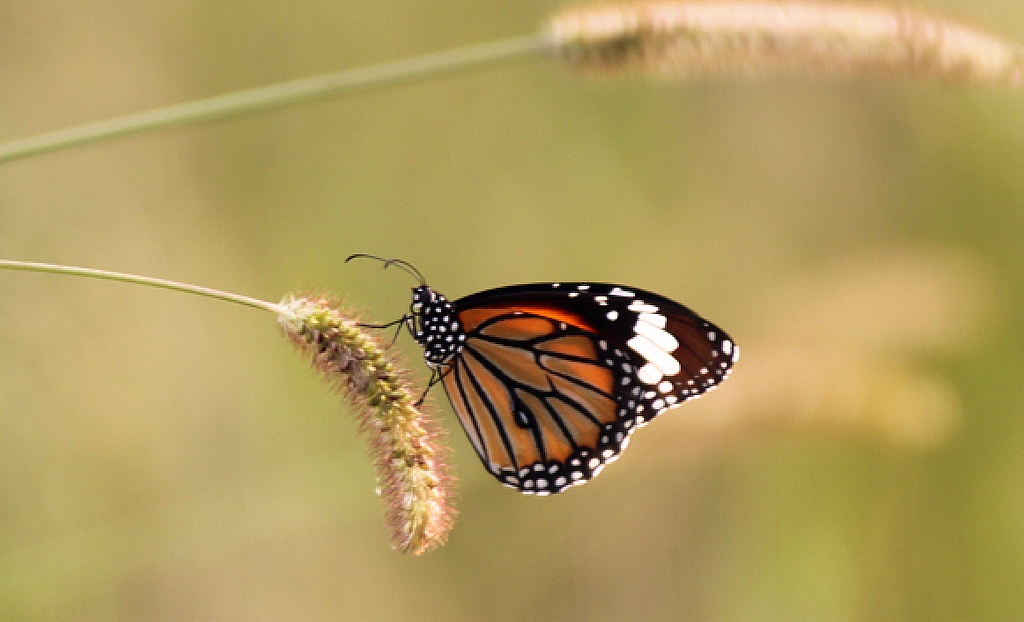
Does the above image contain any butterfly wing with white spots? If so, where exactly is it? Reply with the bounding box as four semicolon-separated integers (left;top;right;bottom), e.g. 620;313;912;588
409;282;738;495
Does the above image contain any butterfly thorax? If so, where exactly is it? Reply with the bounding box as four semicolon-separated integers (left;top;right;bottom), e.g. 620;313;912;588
410;285;467;368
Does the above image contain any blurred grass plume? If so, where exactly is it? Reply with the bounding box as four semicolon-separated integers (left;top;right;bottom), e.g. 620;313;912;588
550;1;1024;84
0;1;1020;164
0;260;457;555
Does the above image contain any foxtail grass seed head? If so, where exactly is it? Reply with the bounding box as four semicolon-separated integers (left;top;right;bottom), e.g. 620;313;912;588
278;294;456;555
548;1;1024;85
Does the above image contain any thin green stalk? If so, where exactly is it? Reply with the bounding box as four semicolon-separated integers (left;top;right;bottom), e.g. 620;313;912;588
0;259;457;554
0;259;282;314
0;34;549;165
1;2;1018;166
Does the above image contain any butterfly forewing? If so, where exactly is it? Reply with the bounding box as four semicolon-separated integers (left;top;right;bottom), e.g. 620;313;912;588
426;282;737;495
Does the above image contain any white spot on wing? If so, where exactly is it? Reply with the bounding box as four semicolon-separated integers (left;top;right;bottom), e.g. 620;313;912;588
628;334;682;378
637;362;663;385
633;318;679;352
638;312;667;329
628;300;659;314
722;339;735;358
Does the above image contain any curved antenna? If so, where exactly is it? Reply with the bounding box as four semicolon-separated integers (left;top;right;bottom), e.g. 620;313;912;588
346;253;427;286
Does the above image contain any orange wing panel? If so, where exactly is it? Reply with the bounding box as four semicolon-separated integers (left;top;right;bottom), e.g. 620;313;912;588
547;398;603;446
541;355;615;398
465;338;548;391
458;304;596;334
511;389;576;463
547;372;618;427
534;334;602;360
443;353;544;473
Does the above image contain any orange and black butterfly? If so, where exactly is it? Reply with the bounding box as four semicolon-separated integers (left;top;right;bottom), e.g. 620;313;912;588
349;255;739;495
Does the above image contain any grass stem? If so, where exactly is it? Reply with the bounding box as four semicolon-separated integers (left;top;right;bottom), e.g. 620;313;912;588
0;259;281;314
0;34;550;164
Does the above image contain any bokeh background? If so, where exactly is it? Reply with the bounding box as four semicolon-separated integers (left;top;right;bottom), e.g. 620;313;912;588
1;1;1023;619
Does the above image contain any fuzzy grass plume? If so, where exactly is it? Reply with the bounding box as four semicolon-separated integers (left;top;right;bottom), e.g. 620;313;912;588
0;260;457;555
0;1;1021;163
548;1;1024;85
277;293;456;555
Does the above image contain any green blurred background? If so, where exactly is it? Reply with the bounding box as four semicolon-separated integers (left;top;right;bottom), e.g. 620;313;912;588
1;1;1023;619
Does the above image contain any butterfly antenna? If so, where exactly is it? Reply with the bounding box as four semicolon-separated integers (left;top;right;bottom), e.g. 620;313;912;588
346;253;427;286
383;258;427;286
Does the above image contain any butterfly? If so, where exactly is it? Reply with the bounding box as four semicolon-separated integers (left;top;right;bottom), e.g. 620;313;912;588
348;255;739;495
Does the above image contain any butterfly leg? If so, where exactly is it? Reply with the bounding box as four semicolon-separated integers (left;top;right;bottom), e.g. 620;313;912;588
356;315;409;348
413;365;453;407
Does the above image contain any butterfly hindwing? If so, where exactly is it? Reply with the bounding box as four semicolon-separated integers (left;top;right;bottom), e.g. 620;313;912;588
440;310;621;494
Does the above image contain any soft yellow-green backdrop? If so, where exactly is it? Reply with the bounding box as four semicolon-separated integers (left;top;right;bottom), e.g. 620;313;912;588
1;1;1022;619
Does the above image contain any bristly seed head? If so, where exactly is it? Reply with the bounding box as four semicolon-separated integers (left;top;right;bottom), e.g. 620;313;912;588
277;293;456;555
547;1;1024;86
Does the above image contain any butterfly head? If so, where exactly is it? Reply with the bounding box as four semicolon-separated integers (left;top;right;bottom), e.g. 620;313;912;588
410;285;466;368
